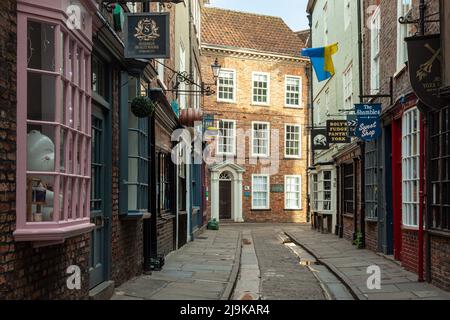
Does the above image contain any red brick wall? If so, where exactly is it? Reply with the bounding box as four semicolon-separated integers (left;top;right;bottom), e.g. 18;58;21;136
201;51;309;223
429;234;450;291
401;228;419;274
343;216;354;242
365;221;378;252
157;217;175;257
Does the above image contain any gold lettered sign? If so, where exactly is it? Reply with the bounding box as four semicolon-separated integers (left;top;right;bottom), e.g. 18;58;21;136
124;13;170;59
327;120;350;144
405;34;446;110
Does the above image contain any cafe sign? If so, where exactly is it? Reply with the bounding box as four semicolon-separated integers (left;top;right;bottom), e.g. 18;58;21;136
405;34;446;110
327;120;350;144
355;103;381;142
124;13;170;59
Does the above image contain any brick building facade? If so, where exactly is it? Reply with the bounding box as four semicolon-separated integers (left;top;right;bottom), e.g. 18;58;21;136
201;8;310;223
0;0;205;299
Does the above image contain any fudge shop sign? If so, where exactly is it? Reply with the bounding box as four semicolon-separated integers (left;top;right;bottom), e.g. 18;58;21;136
355;103;381;142
405;34;446;110
327;120;350;144
124;13;170;59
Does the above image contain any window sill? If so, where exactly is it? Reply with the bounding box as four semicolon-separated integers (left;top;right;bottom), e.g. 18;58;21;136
365;218;378;223
120;211;151;220
251;208;271;212
285;208;303;211
284;156;302;160
13;219;94;246
394;65;407;79
217;100;237;104
401;225;419;231
284;105;302;109
342;213;354;219
251;103;270;107
251;155;270;159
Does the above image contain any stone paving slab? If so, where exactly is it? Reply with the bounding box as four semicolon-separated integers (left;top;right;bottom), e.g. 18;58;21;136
285;225;450;300
111;228;241;300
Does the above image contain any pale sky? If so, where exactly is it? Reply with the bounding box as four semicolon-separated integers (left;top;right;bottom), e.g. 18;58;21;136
206;0;309;32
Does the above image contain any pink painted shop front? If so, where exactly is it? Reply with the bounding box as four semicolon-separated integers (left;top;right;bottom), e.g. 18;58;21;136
15;0;98;245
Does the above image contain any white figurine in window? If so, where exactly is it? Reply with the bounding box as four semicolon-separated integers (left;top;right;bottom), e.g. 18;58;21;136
27;130;60;220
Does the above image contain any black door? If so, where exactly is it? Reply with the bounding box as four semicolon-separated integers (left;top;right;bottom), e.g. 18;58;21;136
89;105;110;289
219;180;232;220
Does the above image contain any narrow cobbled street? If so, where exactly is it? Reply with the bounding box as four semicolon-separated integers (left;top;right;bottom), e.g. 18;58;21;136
113;224;450;301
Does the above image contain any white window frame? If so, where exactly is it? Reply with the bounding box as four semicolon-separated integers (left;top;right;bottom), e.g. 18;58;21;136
217;68;236;103
251;121;270;158
311;173;319;211
370;6;381;94
216;119;237;156
344;0;351;30
396;0;413;71
285;124;302;159
285;75;302;108
402;107;420;227
285;175;302;210
343;63;353;110
317;170;333;212
252;72;270;106
252;174;270;210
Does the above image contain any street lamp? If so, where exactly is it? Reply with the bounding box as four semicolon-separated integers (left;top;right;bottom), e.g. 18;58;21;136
211;58;222;81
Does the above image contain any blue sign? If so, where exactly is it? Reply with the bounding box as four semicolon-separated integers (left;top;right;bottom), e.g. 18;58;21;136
355;104;382;142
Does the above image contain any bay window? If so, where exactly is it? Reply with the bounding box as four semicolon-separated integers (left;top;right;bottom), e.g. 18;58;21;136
252;122;270;157
252;175;270;209
119;74;150;218
316;170;333;212
15;3;94;242
402;108;420;227
285;175;302;210
312;173;319;211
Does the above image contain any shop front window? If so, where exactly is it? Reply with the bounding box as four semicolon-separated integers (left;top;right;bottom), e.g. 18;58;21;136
15;7;94;242
365;141;378;219
119;75;150;217
430;107;450;231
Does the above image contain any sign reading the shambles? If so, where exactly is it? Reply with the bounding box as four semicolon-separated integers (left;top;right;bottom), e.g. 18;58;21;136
405;34;446;110
124;13;170;59
327;120;350;144
355;104;382;142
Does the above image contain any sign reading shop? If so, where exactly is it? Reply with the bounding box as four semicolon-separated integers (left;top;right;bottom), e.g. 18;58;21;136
124;13;170;59
355;103;381;142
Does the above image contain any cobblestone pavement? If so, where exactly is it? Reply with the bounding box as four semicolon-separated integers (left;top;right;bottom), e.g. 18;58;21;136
226;224;327;300
284;225;450;300
112;228;241;300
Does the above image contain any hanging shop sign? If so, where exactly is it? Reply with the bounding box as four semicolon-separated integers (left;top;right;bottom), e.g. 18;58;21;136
405;34;447;110
312;128;329;150
327;120;350;144
347;114;358;137
355;103;382;142
124;12;170;59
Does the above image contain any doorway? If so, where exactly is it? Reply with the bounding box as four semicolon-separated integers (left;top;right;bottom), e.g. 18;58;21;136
219;172;232;220
89;105;112;289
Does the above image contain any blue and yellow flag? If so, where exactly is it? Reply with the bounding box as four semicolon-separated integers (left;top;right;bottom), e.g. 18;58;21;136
301;43;339;82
